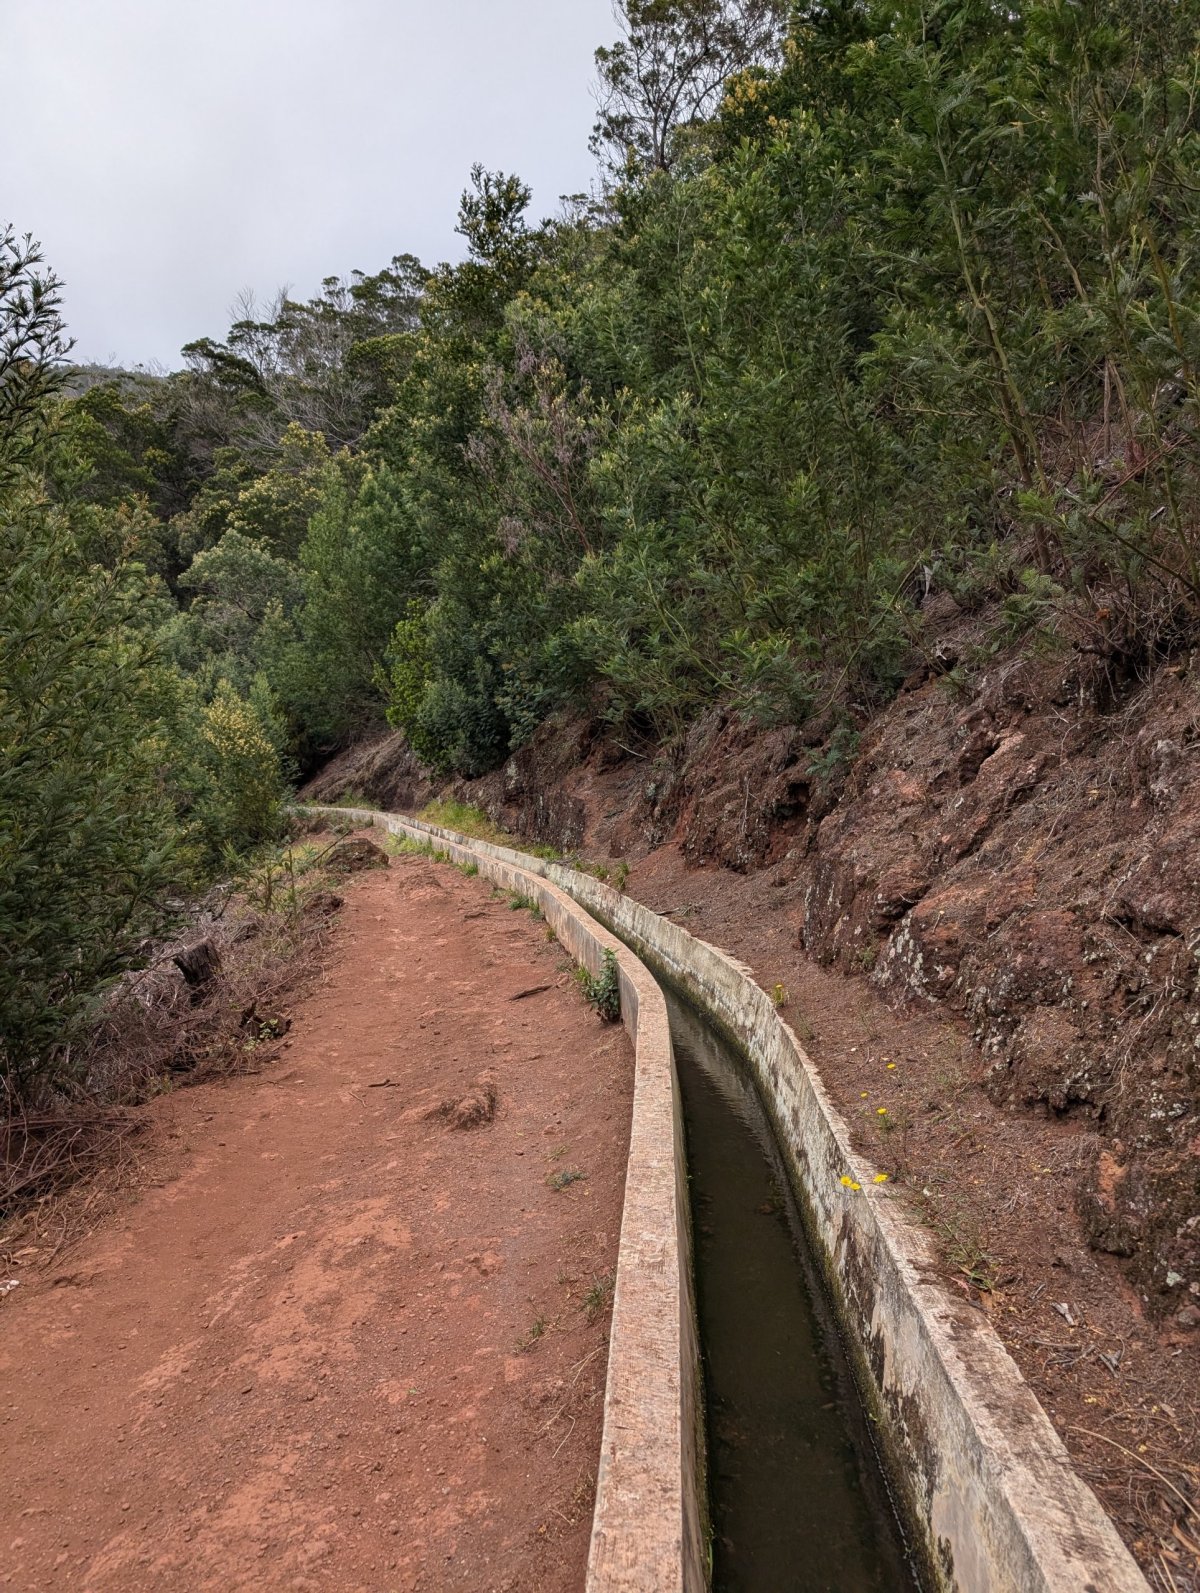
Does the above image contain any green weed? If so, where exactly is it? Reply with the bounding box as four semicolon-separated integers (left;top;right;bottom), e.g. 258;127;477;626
582;1273;614;1320
390;833;436;858
575;950;621;1023
937;1214;999;1293
516;1316;547;1352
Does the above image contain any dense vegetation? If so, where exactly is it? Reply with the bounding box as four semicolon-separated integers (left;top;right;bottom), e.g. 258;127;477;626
4;0;1200;1095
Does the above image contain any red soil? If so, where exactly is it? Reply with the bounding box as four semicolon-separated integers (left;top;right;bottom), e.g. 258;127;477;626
0;850;633;1591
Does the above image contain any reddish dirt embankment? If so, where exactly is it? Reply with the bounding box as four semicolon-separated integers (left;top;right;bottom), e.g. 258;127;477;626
0;849;632;1592
301;632;1200;1579
447;670;1200;1582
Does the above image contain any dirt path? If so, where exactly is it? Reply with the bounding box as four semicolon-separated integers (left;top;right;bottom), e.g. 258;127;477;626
0;848;633;1591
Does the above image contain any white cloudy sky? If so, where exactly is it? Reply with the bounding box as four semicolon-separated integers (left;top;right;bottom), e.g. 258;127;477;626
6;0;616;368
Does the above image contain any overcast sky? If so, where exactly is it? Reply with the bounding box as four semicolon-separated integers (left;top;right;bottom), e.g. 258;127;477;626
6;0;616;369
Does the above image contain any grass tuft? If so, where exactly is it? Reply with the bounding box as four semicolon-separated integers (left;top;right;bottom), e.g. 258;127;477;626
547;1168;587;1191
418;799;508;844
582;1273;614;1320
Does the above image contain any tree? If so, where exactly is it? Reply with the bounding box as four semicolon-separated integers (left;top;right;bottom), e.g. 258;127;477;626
169;529;304;688
0;233;174;1095
0;497;181;1097
266;460;431;757
176;256;426;458
0;227;73;484
426;167;539;338
591;0;787;173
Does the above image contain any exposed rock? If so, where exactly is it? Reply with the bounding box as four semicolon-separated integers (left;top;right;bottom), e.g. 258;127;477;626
419;626;1200;1317
956;721;1000;784
452;716;593;853
1002;1007;1093;1112
868;861;930;930
301;730;435;813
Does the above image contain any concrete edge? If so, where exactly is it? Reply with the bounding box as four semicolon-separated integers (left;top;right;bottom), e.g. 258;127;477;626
314;807;1150;1593
307;808;706;1593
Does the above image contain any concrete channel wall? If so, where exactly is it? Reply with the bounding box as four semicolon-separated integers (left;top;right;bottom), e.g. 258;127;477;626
307;807;706;1593
310;805;1150;1593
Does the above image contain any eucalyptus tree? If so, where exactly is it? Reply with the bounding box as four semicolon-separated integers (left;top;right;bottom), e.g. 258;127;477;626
591;0;788;173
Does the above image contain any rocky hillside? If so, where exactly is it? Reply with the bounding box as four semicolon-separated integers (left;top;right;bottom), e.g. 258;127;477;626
312;609;1200;1330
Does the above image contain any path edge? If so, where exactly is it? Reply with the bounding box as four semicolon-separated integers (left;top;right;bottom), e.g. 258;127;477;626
308;807;706;1593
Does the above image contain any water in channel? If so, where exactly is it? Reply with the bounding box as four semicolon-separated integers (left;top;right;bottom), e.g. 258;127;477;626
666;989;919;1593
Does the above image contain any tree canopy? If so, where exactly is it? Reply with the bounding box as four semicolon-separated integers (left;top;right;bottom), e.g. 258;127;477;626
6;0;1200;1092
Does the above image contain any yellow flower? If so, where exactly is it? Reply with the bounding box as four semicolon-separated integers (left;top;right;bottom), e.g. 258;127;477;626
873;1173;889;1184
886;1062;897;1070
877;1107;889;1115
860;1091;869;1098
840;1175;861;1190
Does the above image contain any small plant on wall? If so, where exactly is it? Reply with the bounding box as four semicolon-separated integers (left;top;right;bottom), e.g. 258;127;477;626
576;949;621;1022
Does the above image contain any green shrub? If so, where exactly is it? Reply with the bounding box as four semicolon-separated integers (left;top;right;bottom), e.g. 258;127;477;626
0;506;180;1098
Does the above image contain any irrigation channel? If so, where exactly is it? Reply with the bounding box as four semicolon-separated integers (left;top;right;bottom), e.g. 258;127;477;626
665;987;919;1593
